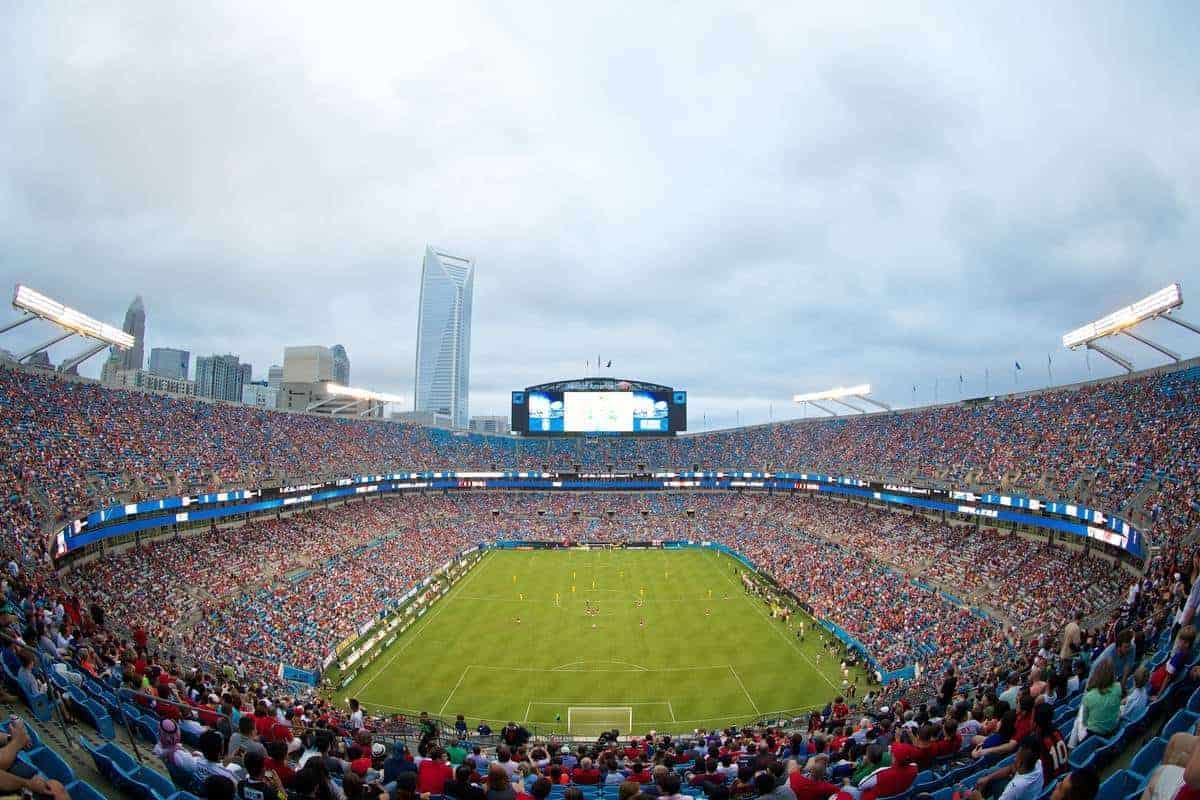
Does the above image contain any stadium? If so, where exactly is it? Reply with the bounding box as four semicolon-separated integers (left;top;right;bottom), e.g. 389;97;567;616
0;305;1197;800
3;5;1200;800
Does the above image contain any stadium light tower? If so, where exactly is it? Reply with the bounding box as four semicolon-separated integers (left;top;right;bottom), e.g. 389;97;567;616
793;383;890;416
307;383;406;418
1061;283;1197;373
5;284;135;372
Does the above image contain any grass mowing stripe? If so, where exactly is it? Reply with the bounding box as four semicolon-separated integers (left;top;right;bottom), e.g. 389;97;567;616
339;549;858;730
355;550;493;696
715;551;841;691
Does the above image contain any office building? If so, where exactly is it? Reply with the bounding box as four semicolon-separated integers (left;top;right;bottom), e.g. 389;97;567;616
100;353;122;386
240;362;253;387
282;346;333;384
149;348;189;380
118;296;146;371
413;245;474;429
112;369;196;397
391;409;453;428
241;381;279;409
195;354;244;401
331;344;350;385
267;364;283;390
469;415;509;435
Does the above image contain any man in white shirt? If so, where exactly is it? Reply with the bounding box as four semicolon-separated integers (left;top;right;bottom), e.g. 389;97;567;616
970;735;1044;800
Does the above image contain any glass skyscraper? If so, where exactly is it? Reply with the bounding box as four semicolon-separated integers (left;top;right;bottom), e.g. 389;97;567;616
118;296;145;371
413;245;474;429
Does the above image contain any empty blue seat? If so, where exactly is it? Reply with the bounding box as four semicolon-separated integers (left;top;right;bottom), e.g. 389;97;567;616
1129;738;1167;781
64;781;110;800
1097;771;1142;800
19;746;75;785
1163;710;1200;739
119;764;177;800
1068;735;1104;771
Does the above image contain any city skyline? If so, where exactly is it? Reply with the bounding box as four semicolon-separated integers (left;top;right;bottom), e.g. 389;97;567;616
3;3;1199;428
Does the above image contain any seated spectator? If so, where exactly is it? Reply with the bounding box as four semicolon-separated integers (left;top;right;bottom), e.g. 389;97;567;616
1121;666;1151;720
1079;659;1121;740
788;755;840;800
969;735;1044;800
1152;626;1197;698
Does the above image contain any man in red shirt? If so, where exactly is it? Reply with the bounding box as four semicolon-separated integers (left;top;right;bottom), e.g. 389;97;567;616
840;748;918;800
889;725;935;770
572;757;602;785
789;755;841;800
264;740;295;788
628;762;653;784
418;748;454;795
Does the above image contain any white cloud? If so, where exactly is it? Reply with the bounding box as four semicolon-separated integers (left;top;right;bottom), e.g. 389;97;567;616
0;0;1197;424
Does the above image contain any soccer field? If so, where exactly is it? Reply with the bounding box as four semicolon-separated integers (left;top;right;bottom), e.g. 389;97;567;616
337;548;866;735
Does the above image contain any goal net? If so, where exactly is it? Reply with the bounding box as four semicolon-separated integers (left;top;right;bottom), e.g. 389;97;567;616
566;706;634;737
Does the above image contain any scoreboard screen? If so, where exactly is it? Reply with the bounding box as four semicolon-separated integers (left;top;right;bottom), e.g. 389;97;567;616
513;380;686;436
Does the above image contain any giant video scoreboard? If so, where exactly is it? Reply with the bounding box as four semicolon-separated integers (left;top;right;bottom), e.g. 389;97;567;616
511;378;687;436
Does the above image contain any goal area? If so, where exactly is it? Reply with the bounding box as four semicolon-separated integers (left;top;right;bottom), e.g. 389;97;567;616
567;706;634;737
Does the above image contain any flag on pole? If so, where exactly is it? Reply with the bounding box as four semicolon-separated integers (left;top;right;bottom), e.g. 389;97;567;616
1014;361;1022;370
605;360;611;368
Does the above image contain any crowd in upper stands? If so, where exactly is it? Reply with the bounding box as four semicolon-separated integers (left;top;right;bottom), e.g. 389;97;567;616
2;363;1197;564
1;362;1200;800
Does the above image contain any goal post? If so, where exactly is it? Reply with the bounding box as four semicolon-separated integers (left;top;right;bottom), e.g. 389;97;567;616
566;706;633;737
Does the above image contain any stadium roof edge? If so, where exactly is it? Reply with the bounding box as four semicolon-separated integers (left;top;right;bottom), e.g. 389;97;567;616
678;353;1200;437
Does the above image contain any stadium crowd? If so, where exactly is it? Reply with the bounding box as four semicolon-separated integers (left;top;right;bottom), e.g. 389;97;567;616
1;362;1197;566
29;491;1131;686
0;363;1197;800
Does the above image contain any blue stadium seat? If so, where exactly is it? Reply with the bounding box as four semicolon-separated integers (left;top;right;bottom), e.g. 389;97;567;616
1163;709;1200;739
911;770;941;794
1097;771;1142;800
64;780;110;800
1128;738;1167;782
1067;735;1104;772
79;734;138;783
0;716;42;749
119;764;178;800
18;745;76;785
1189;687;1200;713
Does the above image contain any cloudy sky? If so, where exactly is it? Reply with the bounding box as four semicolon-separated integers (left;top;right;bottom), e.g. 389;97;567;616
2;1;1198;429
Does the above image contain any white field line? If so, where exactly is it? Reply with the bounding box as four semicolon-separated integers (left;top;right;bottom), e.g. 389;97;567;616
717;557;839;690
438;665;472;716
668;700;676;722
728;664;761;715
363;699;823;728
357;551;493;696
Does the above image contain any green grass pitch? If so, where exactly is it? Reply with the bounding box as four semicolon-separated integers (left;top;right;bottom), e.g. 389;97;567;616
337;548;867;735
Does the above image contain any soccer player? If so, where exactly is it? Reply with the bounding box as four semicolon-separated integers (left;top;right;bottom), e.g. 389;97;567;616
515;616;521;625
